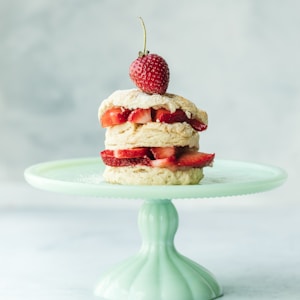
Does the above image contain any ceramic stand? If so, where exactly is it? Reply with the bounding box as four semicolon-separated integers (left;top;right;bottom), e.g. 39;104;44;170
95;199;222;300
24;158;287;300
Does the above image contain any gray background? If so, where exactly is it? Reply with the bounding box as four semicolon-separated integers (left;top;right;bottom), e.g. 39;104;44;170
0;0;299;202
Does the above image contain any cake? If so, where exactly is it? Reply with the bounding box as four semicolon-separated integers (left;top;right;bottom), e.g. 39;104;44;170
98;18;214;185
98;89;214;185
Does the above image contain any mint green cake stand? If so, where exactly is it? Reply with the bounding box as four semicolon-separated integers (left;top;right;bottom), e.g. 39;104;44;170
24;158;287;300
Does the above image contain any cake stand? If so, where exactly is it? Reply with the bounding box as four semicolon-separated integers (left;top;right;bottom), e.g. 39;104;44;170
24;158;287;300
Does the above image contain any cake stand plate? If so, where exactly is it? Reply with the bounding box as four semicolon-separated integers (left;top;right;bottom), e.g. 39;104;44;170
24;158;287;300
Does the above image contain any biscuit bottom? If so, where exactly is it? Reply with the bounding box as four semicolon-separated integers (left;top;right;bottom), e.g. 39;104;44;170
103;166;204;185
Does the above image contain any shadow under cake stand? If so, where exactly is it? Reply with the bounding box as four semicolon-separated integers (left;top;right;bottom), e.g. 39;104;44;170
24;158;287;300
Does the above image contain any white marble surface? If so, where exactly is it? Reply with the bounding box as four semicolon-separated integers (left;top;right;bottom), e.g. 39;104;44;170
0;182;299;299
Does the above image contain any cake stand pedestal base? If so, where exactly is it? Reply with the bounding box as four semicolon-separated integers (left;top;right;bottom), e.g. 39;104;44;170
24;158;287;300
95;199;222;300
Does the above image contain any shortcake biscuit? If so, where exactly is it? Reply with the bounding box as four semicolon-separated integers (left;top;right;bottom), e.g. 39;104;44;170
103;165;204;185
105;122;199;149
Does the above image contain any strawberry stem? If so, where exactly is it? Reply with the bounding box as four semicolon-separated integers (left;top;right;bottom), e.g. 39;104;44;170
138;17;149;57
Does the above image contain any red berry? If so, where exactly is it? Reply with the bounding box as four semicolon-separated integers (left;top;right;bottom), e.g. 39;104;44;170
130;18;170;95
154;109;208;132
128;108;152;123
177;152;215;168
189;119;207;132
154;109;188;123
150;147;177;159
101;107;131;127
100;148;215;169
129;54;170;95
114;148;151;159
100;150;151;167
150;157;176;168
101;149;114;157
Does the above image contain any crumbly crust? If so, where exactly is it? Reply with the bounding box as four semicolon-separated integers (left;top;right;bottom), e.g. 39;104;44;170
98;89;208;125
103;166;204;185
105;122;199;149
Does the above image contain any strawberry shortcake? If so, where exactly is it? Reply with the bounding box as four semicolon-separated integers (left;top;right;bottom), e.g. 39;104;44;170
98;18;214;185
98;89;214;185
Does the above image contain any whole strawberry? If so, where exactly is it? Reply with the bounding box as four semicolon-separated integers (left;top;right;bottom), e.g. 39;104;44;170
129;18;170;95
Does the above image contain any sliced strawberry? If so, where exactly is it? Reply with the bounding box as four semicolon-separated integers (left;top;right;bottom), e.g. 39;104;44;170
103;156;151;167
154;109;188;123
189;119;207;132
177;152;215;168
150;157;176;168
101;150;151;167
101;149;215;169
128;108;152;124
114;147;151;158
153;108;168;121
101;107;131;127
100;149;114;157
150;147;176;159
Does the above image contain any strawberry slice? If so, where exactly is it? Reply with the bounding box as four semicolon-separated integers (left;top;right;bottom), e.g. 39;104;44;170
128;108;152;124
101;107;131;127
114;148;151;158
154;109;207;132
101;150;151;167
177;152;215;168
150;147;176;159
102;156;151;167
100;149;114;157
189;119;207;132
150;157;176;168
100;149;215;169
154;109;188;123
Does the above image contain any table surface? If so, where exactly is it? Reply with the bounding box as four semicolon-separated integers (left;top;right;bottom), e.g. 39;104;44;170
0;182;299;300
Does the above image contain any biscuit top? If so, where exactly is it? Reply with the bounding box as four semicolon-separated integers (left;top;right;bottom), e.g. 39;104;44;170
98;89;208;125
